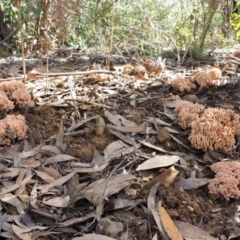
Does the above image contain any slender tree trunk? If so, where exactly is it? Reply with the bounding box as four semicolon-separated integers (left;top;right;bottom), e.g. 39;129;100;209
0;9;11;42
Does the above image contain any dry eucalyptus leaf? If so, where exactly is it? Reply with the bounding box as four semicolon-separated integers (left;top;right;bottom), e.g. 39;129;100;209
44;154;77;165
43;195;70;207
72;234;116;240
68;172;79;205
143;166;179;189
173;220;216;240
79;173;136;205
0;193;24;213
141;141;175;155
57;215;94;227
157;128;170;142
30;183;38;209
12;224;32;240
158;204;183;240
174;178;210;190
34;170;55;183
136;155;179;171
106;123;145;133
152;233;158;240
147;182;160;212
105;111;136;126
41;171;76;194
32;231;60;240
145;117;172;127
109;129;137;145
163;100;189;108
40;145;62;156
0;175;32;196
95;115;105;136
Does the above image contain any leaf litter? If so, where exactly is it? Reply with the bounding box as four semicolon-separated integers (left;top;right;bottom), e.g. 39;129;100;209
1;51;240;239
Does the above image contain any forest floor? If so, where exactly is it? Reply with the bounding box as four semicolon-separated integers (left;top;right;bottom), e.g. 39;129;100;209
0;48;240;240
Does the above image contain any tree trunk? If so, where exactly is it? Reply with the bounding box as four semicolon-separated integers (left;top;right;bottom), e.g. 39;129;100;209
0;9;11;42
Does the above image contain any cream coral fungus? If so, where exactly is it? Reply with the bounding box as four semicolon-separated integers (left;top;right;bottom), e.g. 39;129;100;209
175;102;205;129
208;161;240;200
0;114;28;140
0;80;31;107
171;77;196;92
190;68;221;87
162;94;181;101
0;91;14;111
189;108;240;151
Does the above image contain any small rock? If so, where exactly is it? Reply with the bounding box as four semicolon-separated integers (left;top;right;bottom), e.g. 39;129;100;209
193;202;203;216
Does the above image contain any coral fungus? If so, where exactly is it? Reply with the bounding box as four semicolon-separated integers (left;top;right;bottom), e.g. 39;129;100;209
0;80;30;145
171;77;196;92
189;108;240;151
0;80;31;107
190;68;222;87
0;91;14;111
162;94;181;101
0;114;28;140
208;161;240;200
175;102;205;129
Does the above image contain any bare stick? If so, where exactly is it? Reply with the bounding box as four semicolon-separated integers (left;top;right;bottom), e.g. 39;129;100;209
16;0;27;83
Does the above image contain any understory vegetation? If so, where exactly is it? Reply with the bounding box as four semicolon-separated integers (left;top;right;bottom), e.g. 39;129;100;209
0;0;240;58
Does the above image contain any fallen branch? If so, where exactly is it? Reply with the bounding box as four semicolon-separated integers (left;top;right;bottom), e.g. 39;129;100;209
0;69;117;82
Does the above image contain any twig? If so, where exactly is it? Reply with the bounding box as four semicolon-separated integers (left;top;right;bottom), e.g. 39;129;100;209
0;70;118;82
65;98;113;109
107;0;115;70
16;0;27;83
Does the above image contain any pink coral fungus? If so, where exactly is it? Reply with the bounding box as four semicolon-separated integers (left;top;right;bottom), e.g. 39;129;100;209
189;108;240;151
175;102;205;129
0;114;28;140
190;68;221;87
208;161;240;200
171;77;196;92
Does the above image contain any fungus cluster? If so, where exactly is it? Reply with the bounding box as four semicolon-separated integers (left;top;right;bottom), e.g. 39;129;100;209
208;161;240;200
175;102;240;151
171;77;196;92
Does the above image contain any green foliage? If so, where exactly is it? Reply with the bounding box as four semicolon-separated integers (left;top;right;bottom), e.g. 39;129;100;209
231;13;240;39
0;0;238;56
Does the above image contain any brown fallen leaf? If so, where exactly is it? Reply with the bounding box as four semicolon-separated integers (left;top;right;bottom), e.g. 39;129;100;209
44;154;77;165
142;166;179;190
106;123;146;133
41;171;76;194
173;220;216;240
32;231;60;240
57;215;94;227
0;175;32;196
12;224;32;240
158;203;183;240
43;195;70;207
78;173;136;205
34;170;55;183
